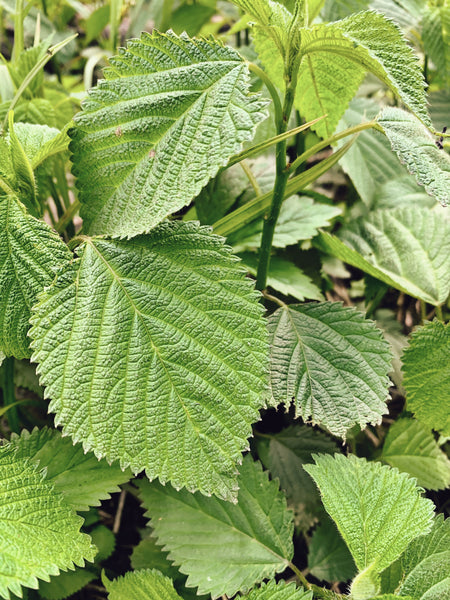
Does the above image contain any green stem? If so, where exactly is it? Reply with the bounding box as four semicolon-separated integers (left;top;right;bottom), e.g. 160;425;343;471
13;0;24;63
288;120;379;174
435;305;444;322
288;561;311;590
255;76;298;291
420;300;427;324
2;357;19;433
56;198;81;233
109;0;123;51
160;0;175;30
240;160;261;196
248;62;283;131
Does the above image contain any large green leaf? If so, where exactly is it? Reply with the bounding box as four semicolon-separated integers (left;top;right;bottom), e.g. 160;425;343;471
137;456;294;598
10;427;131;511
267;302;391;438
422;5;450;84
402;320;450;436
104;569;183;600
377;108;450;207
380;418;450;491
242;581;312;600
0;445;95;600
316;208;450;306
70;31;267;238
298;10;428;137
29;221;268;501
256;425;336;529
0;195;71;359
307;517;356;583
304;454;434;582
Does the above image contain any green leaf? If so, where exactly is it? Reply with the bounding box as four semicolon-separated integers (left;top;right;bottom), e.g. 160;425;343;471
90;525;115;562
230;195;341;251
377;108;450;207
429;90;450;132
315;208;450;306
308;517;356;582
0;445;96;600
395;514;450;599
131;533;180;580
7;115;39;215
241;252;324;301
70;31;267;238
303;454;435;576
267;302;391;438
195;163;248;225
30;221;268;501
0;195;71;359
422;6;450;84
402;320;450;436
104;569;183;600
9;427;130;512
299;10;428;137
0;351;4;367
256;424;336;529
242;581;312;600
381;418;450;491
137;456;294;598
37;569;95;600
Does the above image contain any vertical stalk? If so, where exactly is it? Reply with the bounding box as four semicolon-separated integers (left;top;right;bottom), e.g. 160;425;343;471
2;357;19;433
109;0;123;52
13;0;24;63
255;77;298;291
160;0;174;31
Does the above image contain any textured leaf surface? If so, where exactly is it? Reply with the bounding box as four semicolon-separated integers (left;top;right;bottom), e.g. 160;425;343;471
378;108;450;206
381;418;450;490
402;320;450;436
0;445;95;600
137;456;294;598
267;302;391;437
231;195;341;251
104;569;182;600
0;195;71;359
70;31;267;238
396;515;450;599
242;581;312;600
318;208;450;306
131;534;180;579
304;454;435;575
308;517;356;583
10;427;130;512
37;569;95;600
256;425;336;529
298;10;428;137
30;221;268;500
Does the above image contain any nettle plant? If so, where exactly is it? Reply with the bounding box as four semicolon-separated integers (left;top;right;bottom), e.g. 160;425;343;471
0;0;450;599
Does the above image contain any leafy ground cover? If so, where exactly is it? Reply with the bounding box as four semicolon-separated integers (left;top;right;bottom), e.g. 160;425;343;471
0;1;449;599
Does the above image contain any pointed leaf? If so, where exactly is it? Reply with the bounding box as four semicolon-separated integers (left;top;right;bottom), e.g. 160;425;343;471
315;208;450;306
10;427;131;512
104;569;183;600
377;108;450;207
29;221;268;501
304;454;435;575
268;302;391;438
381;418;450;491
70;31;267;238
0;445;96;600
242;581;312;600
37;569;95;600
402;320;450;436
0;195;71;359
137;456;294;598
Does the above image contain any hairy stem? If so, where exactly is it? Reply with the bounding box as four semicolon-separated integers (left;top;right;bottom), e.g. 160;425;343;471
13;0;24;62
56;198;81;233
248;62;283;131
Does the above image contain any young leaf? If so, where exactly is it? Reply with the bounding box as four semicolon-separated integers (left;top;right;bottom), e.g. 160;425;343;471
308;517;357;583
0;195;71;359
377;107;450;206
267;302;391;438
256;425;336;529
137;456;294;598
316;208;450;306
0;445;96;600
37;569;95;600
30;221;268;501
70;30;267;238
304;454;435;576
9;427;131;512
242;581;312;600
89;525;115;562
381;418;450;491
402;320;450;436
103;569;183;600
